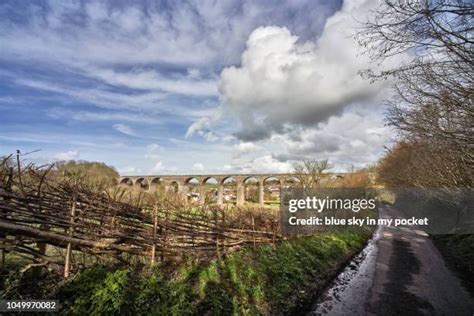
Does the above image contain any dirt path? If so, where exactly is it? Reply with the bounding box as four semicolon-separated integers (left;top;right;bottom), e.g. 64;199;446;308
309;205;474;316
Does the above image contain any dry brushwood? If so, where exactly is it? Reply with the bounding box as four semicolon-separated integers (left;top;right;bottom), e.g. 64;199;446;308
0;156;281;277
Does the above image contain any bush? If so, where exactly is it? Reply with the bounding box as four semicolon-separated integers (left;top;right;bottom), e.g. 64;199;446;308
57;265;109;315
433;235;474;295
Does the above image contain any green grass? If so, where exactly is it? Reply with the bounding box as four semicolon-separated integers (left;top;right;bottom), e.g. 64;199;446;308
432;234;474;295
52;230;371;315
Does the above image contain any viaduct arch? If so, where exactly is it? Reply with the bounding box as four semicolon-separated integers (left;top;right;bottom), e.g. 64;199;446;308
117;173;315;206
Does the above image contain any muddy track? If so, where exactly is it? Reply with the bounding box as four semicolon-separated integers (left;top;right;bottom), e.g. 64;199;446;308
309;205;474;316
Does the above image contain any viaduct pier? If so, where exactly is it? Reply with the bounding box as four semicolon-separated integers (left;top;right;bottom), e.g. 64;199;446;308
119;173;299;206
119;173;345;206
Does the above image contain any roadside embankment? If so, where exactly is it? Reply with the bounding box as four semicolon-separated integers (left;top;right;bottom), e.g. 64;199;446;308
47;230;371;315
433;234;474;296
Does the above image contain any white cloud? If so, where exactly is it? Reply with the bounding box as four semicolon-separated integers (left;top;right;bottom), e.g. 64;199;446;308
186;117;211;138
223;164;233;171
54;150;79;161
185;107;223;139
235;155;292;173
270;108;392;170
150;161;165;173
12;75;211;121
86;67;218;97
235;142;260;152
218;0;388;141
47;108;162;124
0;1;394;173
118;166;142;175
233;142;261;157
149;161;178;174
15;78;167;111
0;1;339;68
145;143;162;159
200;131;219;142
113;124;136;136
192;163;205;172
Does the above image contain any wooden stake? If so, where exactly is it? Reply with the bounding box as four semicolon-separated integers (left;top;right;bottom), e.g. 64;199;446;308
151;204;158;264
214;210;221;260
1;247;4;272
252;215;256;246
64;195;76;278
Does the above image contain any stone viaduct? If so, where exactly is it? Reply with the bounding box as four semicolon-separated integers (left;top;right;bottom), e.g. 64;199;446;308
118;173;304;206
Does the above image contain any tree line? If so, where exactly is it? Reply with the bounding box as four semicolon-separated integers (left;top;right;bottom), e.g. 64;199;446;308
358;0;473;188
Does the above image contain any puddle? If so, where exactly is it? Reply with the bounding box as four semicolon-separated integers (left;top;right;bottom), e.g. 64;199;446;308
307;226;382;316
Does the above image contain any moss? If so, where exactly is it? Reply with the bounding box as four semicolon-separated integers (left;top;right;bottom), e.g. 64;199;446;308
56;230;371;315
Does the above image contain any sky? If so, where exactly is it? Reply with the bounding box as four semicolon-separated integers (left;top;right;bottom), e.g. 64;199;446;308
0;0;395;175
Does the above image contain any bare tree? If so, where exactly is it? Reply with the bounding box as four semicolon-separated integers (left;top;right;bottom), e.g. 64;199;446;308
293;159;332;190
359;0;473;188
359;1;473;93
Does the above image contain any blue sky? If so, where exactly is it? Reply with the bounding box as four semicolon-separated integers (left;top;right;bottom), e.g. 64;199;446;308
0;0;393;175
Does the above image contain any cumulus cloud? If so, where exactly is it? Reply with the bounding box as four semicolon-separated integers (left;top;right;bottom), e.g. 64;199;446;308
232;142;261;158
235;142;260;153
54;150;79;161
271;108;392;170
219;0;387;141
0;0;394;173
113;124;136;136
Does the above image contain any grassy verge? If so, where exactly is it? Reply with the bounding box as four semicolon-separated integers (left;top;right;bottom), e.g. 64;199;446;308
1;230;371;315
432;234;474;295
56;230;370;315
